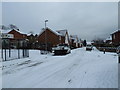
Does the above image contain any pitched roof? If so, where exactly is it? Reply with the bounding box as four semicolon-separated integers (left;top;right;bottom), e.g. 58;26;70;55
111;29;120;35
38;27;61;36
56;30;67;36
1;29;12;34
70;35;78;43
1;29;27;35
106;36;112;40
70;35;78;39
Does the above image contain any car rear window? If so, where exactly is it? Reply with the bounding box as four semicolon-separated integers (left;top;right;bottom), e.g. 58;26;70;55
87;45;92;46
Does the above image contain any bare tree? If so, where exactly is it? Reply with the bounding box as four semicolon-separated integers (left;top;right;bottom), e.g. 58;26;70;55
9;24;18;30
0;24;19;30
0;25;9;30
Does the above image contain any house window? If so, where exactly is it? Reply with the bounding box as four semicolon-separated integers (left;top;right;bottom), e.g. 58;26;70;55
59;36;61;41
65;34;69;45
113;34;115;39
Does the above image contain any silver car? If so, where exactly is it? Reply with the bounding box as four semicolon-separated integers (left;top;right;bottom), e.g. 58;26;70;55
86;44;93;51
52;44;71;55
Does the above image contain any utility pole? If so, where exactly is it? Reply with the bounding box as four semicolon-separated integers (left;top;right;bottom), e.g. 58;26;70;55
45;20;48;54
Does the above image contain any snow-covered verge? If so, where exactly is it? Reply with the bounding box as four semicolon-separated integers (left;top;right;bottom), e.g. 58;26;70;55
1;47;118;88
118;64;120;90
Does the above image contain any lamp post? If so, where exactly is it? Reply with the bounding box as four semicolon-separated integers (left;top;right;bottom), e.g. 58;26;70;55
45;20;48;28
45;20;48;54
118;53;120;63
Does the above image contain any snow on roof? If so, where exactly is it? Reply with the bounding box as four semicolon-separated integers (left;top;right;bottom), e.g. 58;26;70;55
56;30;67;36
1;29;27;35
70;35;77;39
111;29;120;35
70;35;78;43
39;27;62;36
14;29;27;35
106;36;112;40
27;33;38;36
27;33;33;36
1;29;12;34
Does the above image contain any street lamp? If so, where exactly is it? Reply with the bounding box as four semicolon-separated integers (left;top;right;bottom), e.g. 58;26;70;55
45;20;48;28
45;20;48;54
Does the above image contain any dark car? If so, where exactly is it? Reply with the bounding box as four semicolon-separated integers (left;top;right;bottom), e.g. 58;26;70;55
52;44;71;55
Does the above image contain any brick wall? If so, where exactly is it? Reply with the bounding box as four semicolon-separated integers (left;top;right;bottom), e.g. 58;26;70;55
38;28;60;47
112;31;120;46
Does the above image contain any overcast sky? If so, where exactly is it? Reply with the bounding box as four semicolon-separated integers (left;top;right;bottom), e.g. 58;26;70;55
2;2;118;41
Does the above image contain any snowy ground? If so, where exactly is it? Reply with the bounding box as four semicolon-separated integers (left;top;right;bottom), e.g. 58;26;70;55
1;47;118;88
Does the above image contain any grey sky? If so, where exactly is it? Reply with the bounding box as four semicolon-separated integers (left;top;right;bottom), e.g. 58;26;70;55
2;2;118;41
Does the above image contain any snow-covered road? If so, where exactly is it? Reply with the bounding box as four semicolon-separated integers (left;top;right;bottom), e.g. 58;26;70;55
2;47;118;88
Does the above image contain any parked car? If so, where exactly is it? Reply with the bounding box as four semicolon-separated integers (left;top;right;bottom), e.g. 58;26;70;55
86;44;93;51
116;46;120;54
52;44;71;55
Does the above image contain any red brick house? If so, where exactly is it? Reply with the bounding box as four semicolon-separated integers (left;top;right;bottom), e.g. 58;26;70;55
38;28;70;50
2;29;28;48
111;30;120;46
9;29;28;48
8;29;27;39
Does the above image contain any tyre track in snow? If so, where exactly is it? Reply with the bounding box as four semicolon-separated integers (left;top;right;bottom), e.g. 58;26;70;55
32;49;85;88
71;50;118;88
4;48;85;88
3;48;102;88
2;48;118;88
60;50;118;88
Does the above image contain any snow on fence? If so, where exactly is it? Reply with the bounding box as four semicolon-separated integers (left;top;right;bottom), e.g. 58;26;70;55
1;49;29;61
